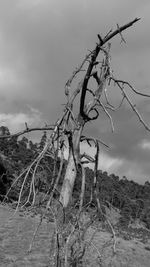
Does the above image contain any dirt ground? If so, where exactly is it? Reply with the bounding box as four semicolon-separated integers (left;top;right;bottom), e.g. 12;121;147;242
0;204;53;266
0;203;150;267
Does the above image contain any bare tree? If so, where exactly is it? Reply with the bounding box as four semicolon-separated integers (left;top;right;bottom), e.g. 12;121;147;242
59;18;144;208
3;18;150;212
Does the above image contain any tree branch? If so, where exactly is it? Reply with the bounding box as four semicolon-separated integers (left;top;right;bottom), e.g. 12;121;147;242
80;135;109;148
114;79;150;132
99;101;114;132
65;52;92;100
111;77;150;98
103;18;140;43
79;18;140;121
0;126;56;139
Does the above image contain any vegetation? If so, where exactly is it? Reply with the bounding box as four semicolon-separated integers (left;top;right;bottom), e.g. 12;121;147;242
1;125;150;231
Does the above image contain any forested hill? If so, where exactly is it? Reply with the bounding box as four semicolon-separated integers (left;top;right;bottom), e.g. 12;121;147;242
0;126;150;229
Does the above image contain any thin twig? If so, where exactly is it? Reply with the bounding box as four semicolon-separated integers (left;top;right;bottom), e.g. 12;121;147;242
65;52;93;100
114;80;150;131
80;136;109;148
117;23;126;44
99;101;114;132
27;214;43;253
111;77;150;98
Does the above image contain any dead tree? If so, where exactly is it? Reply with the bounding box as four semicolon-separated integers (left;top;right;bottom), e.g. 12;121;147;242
59;18;143;208
3;18;150;211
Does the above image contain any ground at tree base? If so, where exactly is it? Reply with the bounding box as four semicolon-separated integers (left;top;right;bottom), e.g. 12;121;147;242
0;204;150;267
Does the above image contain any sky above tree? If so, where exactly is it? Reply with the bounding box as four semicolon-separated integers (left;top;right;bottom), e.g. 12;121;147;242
0;0;150;183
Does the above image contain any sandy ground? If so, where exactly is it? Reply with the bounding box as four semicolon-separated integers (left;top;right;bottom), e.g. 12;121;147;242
0;204;150;267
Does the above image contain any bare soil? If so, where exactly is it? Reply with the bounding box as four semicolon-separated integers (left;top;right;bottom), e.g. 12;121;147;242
0;204;53;266
0;203;150;267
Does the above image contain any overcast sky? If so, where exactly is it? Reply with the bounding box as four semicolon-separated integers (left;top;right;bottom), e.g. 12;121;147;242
0;0;150;183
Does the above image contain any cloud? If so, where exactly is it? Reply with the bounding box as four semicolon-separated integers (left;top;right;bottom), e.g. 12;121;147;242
98;153;123;173
80;142;123;171
0;68;16;86
139;139;150;150
81;103;150;183
16;0;44;10
0;66;27;101
0;107;42;133
115;159;150;184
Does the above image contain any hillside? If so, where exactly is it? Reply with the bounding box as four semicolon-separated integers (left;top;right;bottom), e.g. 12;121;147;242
1;126;150;265
0;204;150;267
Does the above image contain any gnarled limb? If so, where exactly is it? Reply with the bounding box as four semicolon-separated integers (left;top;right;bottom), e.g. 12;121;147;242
79;18;140;122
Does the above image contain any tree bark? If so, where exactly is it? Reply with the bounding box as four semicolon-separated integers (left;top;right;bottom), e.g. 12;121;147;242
60;126;83;208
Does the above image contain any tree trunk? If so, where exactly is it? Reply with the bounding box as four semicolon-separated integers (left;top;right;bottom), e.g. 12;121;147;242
60;126;83;208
